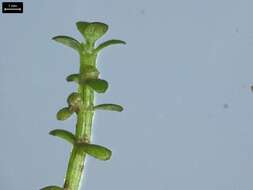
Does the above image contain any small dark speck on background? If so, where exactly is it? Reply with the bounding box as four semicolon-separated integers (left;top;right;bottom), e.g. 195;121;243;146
235;27;239;33
140;9;146;15
223;104;229;109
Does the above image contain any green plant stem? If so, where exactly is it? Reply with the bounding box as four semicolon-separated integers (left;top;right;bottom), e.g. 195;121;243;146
63;47;97;190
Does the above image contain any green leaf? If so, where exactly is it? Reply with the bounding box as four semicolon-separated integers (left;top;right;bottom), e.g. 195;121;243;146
95;39;126;53
76;21;90;38
94;104;123;112
52;36;81;52
66;74;79;83
49;129;75;145
86;79;109;93
56;107;73;121
40;186;62;190
76;22;108;43
78;143;112;161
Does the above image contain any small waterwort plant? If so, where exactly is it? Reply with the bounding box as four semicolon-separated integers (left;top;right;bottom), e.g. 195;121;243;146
41;21;126;190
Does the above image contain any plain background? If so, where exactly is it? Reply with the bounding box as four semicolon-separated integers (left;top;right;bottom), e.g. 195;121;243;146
1;0;253;189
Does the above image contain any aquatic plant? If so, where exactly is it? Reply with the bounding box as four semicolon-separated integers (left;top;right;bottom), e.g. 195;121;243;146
41;21;126;190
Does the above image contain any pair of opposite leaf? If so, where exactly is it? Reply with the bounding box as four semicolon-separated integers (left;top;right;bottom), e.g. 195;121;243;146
56;90;123;121
52;21;126;54
50;129;111;161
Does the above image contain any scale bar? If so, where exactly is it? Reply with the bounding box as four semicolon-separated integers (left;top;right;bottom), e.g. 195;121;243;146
2;2;23;13
4;8;21;11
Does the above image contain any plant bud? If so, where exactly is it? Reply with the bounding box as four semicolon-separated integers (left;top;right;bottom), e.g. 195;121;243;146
76;22;108;43
67;93;82;111
84;22;108;42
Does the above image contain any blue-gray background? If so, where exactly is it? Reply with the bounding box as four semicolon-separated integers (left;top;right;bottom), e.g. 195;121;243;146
1;0;253;189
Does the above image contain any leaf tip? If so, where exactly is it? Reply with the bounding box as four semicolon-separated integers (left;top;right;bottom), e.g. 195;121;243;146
105;150;112;160
121;40;127;45
49;130;56;136
51;36;61;41
118;107;124;112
